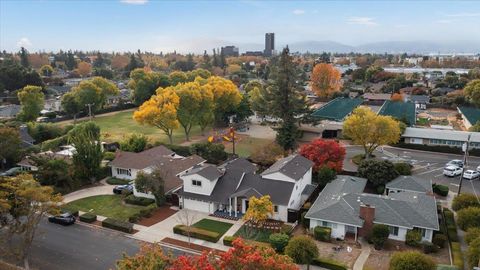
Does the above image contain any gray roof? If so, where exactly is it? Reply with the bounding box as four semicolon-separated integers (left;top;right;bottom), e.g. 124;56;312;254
386;175;433;193
19;125;34;147
261;154;313;181
184;164;223;180
389;192;439;230
402;127;480;143
409;95;430;103
219;157;257;173
0;104;21;119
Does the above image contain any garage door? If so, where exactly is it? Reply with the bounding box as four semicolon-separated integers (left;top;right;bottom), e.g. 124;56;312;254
183;198;211;213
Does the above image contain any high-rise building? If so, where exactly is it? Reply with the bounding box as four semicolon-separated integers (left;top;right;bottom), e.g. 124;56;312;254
264;33;275;57
221;46;239;57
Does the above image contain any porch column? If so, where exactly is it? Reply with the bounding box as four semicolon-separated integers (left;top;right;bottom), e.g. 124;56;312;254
355;227;358;242
234;197;238;218
229;197;232;215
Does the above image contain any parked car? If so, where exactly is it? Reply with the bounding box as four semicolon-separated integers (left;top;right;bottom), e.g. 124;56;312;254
443;166;463;177
463;170;480;180
446;160;464;168
476;165;480;172
0;167;22;177
113;184;133;194
48;212;76;226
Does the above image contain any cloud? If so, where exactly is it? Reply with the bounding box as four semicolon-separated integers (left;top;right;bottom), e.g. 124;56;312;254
347;17;377;26
120;0;148;5
446;12;480;17
293;9;305;15
17;37;32;48
436;19;453;24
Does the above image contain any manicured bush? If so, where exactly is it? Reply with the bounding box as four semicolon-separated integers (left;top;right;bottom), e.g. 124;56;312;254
269;233;290;252
103;151;116;161
432;234;447;248
451;242;464;270
79;213;97;223
375;185;385;195
452;193;480;211
371;224;390;249
284;236;319;267
63;209;79;217
223;236;237;246
357;159;399;187
457;206;480;230
102;218;133;233
389;251;436;270
465;227;480;245
311;257;347;270
405;230;422;247
443;208;459;242
421;241;437;254
314;226;331;242
106;177;130;185
394;162;412;175
124;195;155;206
433;184;449;197
467;237;480;270
173;224;220;243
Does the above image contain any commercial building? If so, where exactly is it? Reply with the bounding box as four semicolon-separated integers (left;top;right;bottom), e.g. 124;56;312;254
221;46;239;57
264;33;275;57
402;127;480;148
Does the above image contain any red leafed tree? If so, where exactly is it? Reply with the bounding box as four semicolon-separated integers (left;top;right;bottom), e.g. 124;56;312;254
168;238;297;270
299;139;346;172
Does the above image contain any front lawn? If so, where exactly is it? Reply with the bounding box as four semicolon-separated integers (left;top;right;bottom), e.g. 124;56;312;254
192;219;233;236
234;225;273;243
64;195;150;221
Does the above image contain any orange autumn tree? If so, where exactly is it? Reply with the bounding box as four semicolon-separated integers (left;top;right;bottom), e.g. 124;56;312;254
77;61;92;77
310;63;342;98
391;93;404;102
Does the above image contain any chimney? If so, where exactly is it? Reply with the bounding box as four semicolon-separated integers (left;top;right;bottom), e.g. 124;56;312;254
358;203;375;237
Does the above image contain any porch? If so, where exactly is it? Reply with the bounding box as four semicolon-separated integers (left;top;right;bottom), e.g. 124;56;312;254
210;210;243;221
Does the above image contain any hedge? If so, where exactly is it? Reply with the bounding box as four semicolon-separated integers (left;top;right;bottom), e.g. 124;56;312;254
432;233;447;248
451;242;464;270
443;208;459;242
314;226;331;242
223;235;237;246
102;218;133;233
173;224;220;243
394;162;412;175
311;257;347;270
433;184;449;197
106;177;130;185
79;213;97;223
124;195;155;206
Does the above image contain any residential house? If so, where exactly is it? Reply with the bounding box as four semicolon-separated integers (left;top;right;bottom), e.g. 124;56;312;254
405;95;430;110
305;176;439;242
402;127;480;148
386;175;433;195
0;104;21;119
177;155;315;222
362;93;391;106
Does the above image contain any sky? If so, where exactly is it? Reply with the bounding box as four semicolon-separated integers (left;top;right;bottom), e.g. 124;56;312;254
1;0;480;53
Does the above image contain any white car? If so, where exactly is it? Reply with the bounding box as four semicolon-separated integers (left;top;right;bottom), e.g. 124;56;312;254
443;166;463;177
463;170;480;180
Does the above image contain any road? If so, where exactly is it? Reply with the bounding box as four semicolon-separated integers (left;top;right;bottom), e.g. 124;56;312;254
22;219;191;270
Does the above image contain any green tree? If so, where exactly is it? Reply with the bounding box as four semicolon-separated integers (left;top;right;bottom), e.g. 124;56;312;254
65;50;76;70
175;82;203;141
40;65;53;77
32;157;74;192
0;127;22;168
61;92;82;123
233;94;253;122
17;85;45;122
19;47;30;68
457;207;480;230
314;166;337;187
135;169;165;206
389;251;436;270
358;159;399;187
169;71;188;86
464;79;480;107
269;233;290;252
72;81;103;114
190;142;227;164
370;224;390;249
128;68;165;105
120;134;148;153
467;237;480;269
248;84;270;118
284;235;319;270
452;193;480;211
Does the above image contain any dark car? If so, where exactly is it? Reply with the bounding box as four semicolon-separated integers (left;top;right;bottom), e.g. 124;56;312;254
48;212;76;226
113;184;133;195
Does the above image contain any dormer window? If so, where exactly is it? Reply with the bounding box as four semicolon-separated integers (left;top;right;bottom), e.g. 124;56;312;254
192;180;202;187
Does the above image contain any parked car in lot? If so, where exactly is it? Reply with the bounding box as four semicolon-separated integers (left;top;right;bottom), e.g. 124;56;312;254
446;159;464;168
113;184;133;194
48;212;76;226
443;165;463;177
0;167;22;177
463;170;480;180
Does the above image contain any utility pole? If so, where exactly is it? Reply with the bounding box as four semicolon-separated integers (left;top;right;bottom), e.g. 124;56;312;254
85;103;94;121
458;134;471;195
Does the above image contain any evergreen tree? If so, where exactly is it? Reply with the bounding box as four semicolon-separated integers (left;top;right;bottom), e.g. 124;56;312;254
186;54;195;71
220;49;227;69
65;50;76;70
212;49;219;67
19;47;30;68
202;50;211;69
93;52;105;68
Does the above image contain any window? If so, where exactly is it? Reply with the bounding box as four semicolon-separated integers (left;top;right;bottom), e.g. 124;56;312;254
321;221;337;229
420;228;427;238
192;180;202;187
389;226;399;236
116;168;131;176
274;205;279;213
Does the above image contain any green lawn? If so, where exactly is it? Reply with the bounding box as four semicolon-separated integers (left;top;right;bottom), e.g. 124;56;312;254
234;225;273;243
64;195;150;221
223;137;274;157
192;218;233;236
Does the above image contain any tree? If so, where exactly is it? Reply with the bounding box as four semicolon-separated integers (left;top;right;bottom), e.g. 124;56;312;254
17;85;45;122
248;83;270;118
465;227;480;245
77;61;92;77
464;79;480;107
249;142;284;167
269;233;290;252
61;91;81;123
120;133;148;153
135;169;165;206
125;53;144;75
314;166;336;187
310;63;342;98
93;52;105;68
299;139;346;172
390;251;436;270
71;81;103;114
65;50;76;70
284;235;319;270
133;88;180;144
0;127;22;168
19;47;30;68
68;122;102;184
0;174;62;270
0;60;44;91
358;159;399;187
243;195;274;229
370;224;390;249
452;193;480;212
196;82;215;135
467;237;480;269
111;54;129;70
343;107;401;158
89;76;120;107
203;76;242;124
457;207;480;230
169;71;188;86
175;209;197;244
116;243;170;270
233;94;253;123
175;82;203;141
32;156;74;192
190;142;228;164
128;68;165;105
40;65;53;77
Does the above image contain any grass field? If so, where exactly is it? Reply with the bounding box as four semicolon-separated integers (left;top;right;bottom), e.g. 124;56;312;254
64;195;150;221
192;219;233;236
234;225;273;243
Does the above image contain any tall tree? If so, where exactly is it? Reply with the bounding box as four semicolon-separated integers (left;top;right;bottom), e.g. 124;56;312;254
17;85;45;122
128;68;164;105
135;169;165;206
71;80;103;114
464;79;480;107
299;139;346;172
77;61;92;77
310;63;342;98
248;84;270;118
61;91;81;123
19;47;30;68
175;82;202;141
196;83;215;135
0;127;22;169
168;71;188;86
202;76;242;124
65;50;76;70
93;52;105;68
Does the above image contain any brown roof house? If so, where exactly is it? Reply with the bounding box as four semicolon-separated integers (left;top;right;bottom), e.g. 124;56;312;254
109;145;205;198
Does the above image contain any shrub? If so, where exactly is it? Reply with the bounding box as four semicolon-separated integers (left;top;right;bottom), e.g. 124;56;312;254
120;134;148;153
138;206;155;218
173;225;220;243
301;212;309;228
433;184;449;197
394;162;412;175
79;213;97;223
371;224;390;249
284;236;319;267
451;242;464;270
102;218;133;233
443;208;459;242
457;206;480;230
405;230;422;247
452;193;480;211
103;151;116;161
467;237;480;270
465;227;480;245
190;142;228;164
124;195;155;206
421;241;437;254
128;213;141;223
314;226;331;242
432;234;447;248
223;236;237;246
311;257;347;270
389;251;436;270
375;185;385;195
269;233;290;252
106;177;130;185
280;224;294;235
357;159;399;187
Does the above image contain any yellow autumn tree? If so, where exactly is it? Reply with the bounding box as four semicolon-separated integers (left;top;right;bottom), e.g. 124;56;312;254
310;63;342;98
133;88;180;144
343;107;401;158
201;76;242;123
175;81;203;141
243;195;274;229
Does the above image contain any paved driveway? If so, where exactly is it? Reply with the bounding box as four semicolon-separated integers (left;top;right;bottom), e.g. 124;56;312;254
63;185;114;203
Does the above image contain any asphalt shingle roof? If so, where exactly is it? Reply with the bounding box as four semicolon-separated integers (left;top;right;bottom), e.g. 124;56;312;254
386;175;433;193
184;164;223;180
261;154;313;181
311;97;363;121
458;106;480;126
378;100;416;126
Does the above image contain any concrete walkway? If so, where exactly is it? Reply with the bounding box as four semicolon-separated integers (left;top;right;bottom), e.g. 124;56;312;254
63;184;113;203
353;239;371;270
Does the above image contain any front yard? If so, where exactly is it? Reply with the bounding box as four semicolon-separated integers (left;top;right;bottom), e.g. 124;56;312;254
64;195;151;221
192;219;233;237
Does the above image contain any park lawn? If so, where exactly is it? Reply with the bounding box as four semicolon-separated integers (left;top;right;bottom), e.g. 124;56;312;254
223;136;274;157
192;219;233;236
234;225;273;243
64;195;149;221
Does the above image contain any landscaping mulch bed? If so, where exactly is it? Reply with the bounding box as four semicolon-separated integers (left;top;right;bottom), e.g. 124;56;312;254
136;206;177;227
161;237;225;255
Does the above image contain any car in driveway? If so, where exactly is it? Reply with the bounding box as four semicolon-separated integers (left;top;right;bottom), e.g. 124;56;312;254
48;212;76;226
463;170;480;180
113;184;133;194
443;165;463;177
446;159;464;168
0;167;22;176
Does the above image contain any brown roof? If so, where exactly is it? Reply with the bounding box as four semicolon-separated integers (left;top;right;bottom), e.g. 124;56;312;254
154;155;206;192
363;93;391;100
18;152;71;167
110;145;175;170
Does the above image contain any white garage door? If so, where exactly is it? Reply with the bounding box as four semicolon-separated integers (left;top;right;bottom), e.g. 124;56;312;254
183;198;211;213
